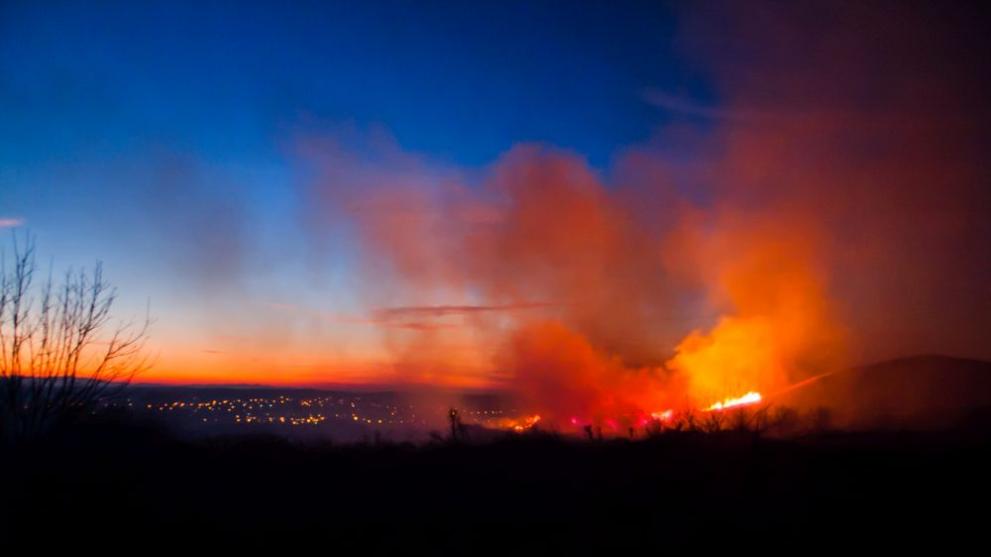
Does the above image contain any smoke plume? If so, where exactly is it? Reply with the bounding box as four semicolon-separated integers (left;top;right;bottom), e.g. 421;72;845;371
302;1;991;425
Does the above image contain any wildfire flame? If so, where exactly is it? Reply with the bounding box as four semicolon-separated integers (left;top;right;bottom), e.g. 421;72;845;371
500;414;542;432
705;391;762;412
651;409;674;422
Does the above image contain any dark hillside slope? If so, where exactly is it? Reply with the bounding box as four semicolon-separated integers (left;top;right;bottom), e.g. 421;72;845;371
784;355;991;429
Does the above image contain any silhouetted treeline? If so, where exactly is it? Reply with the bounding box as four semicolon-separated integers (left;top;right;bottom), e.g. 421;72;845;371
3;409;990;549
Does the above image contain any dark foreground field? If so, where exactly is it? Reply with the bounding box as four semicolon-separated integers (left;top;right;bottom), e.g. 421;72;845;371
4;416;991;550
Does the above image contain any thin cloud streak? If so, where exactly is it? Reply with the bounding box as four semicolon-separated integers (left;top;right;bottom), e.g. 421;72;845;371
265;301;551;332
0;217;25;228
642;89;758;121
373;302;554;320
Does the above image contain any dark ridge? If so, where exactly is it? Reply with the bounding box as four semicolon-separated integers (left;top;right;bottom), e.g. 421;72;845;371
784;354;991;429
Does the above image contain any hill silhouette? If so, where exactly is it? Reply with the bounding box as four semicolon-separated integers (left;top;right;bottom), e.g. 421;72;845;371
783;355;991;429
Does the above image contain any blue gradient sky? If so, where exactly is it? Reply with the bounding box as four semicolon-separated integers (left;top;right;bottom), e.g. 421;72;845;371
1;1;716;383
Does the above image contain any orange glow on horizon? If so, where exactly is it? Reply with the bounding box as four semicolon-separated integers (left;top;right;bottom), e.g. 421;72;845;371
135;337;500;389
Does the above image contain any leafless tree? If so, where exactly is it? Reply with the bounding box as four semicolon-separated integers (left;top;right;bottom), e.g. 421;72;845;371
749;405;772;436
730;407;750;432
766;406;801;437
677;409;698;432
0;236;151;440
701;411;725;433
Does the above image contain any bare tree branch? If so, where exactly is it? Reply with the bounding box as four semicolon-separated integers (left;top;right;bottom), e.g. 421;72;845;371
0;234;152;440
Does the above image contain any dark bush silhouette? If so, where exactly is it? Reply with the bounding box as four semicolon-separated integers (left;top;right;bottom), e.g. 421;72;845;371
0;236;150;441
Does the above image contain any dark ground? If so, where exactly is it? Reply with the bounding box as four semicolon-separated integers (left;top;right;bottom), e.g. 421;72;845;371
3;412;990;550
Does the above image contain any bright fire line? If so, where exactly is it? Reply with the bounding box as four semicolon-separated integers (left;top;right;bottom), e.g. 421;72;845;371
705;391;762;411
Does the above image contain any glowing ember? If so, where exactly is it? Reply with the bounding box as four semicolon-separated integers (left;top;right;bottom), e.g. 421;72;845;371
651;409;674;422
502;414;542;432
705;391;762;411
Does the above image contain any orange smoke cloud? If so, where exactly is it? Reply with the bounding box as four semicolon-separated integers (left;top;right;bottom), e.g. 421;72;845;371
504;321;670;424
681;0;991;363
666;214;845;406
300;1;991;426
305;141;843;424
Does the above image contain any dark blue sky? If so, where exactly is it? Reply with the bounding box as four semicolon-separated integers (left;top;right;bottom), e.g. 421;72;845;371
1;0;709;169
